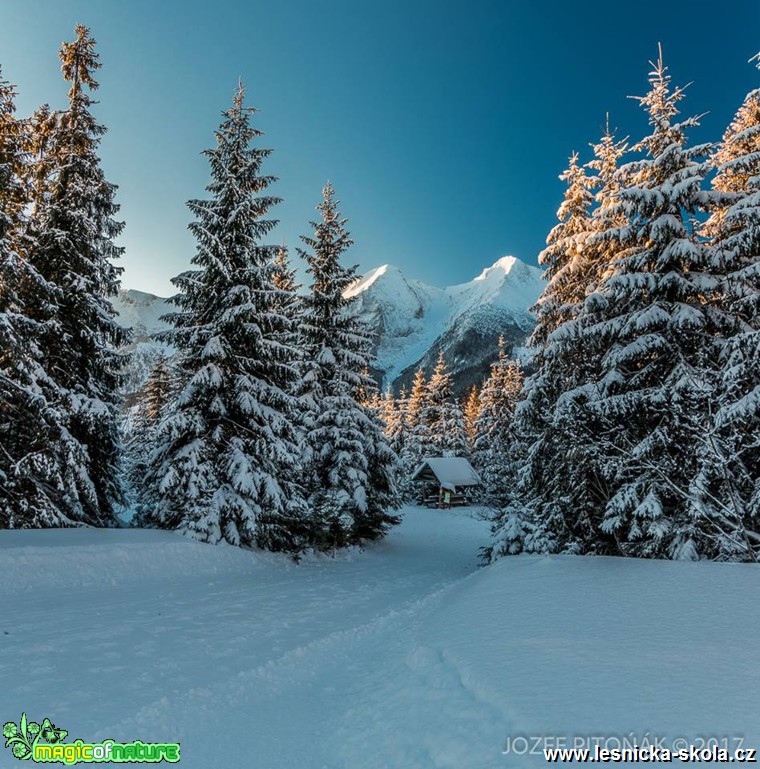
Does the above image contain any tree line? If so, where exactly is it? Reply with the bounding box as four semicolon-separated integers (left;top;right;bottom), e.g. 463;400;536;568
366;344;523;503
0;26;399;555
487;48;760;562
2;29;757;563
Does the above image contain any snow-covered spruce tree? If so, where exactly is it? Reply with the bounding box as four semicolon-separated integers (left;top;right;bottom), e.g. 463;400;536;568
423;352;468;457
490;153;599;557
531;152;596;347
298;182;399;550
570;50;733;559
383;386;419;499
0;69;69;527
404;367;432;475
472;338;523;507
126;354;175;526
463;384;480;449
584;118;629;294
696;56;760;558
21;27;128;527
499;124;630;555
142;84;307;553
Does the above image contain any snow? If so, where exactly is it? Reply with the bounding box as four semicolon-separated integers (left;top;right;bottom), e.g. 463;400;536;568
347;256;544;386
343;263;397;298
112;289;172;340
113;258;545;394
3;508;759;768
412;457;481;487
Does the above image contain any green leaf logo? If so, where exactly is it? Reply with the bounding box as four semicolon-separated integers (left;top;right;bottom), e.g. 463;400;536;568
3;713;68;761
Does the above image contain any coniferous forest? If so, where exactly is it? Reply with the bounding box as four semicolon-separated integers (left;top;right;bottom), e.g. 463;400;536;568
1;28;758;563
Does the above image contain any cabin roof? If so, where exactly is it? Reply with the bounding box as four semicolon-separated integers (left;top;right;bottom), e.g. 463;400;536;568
411;457;480;487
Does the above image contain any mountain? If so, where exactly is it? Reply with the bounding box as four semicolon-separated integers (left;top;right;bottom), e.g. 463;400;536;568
112;289;173;402
112;255;544;399
346;256;543;395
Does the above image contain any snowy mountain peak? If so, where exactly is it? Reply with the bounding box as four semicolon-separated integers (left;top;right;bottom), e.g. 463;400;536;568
348;255;544;393
345;264;405;298
114;255;544;397
473;254;519;282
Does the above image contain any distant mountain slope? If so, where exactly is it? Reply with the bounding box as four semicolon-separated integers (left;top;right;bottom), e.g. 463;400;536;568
112;290;173;401
113;255;544;398
347;256;543;395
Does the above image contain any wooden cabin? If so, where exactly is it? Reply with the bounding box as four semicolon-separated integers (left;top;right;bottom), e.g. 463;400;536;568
411;457;480;508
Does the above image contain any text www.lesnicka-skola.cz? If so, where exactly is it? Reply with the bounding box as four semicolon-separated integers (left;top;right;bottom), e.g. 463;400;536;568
543;744;757;763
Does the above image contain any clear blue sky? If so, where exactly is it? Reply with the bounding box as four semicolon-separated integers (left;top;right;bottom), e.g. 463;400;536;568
1;1;758;295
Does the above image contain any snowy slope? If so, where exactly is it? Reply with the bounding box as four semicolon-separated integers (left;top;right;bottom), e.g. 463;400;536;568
113;256;545;398
2;509;758;769
111;289;173;399
112;289;173;340
347;255;544;393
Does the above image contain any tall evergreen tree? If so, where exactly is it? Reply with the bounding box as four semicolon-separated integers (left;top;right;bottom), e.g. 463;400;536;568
0;69;64;527
404;367;432;470
531;152;596;346
384;386;417;500
492;152;600;557
21;26;127;526
696;56;760;557
141;84;307;553
560;49;728;559
423;352;468;457
463;385;480;449
472;339;523;507
584;118;629;294
298;182;399;549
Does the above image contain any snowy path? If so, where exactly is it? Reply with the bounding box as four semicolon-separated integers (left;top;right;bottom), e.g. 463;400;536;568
3;508;760;768
1;507;500;768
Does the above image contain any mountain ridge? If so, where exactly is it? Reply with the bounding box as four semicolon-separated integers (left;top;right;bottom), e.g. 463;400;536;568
113;255;544;398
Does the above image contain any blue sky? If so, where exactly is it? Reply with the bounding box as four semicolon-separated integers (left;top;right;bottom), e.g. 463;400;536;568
1;1;758;295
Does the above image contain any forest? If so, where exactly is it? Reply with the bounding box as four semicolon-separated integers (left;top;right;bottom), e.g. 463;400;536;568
1;27;758;563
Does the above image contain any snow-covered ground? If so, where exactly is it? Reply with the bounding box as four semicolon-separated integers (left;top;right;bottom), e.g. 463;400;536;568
2;507;759;768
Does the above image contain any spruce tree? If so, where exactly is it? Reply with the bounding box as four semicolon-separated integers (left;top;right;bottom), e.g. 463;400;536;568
567;49;726;559
531;152;596;346
423;352;468;457
473;339;523;507
0;69;65;527
21;26;127;526
384;386;417;500
696;56;760;558
492;152;599;557
463;385;480;449
404;366;433;474
142;84;307;553
298;182;399;549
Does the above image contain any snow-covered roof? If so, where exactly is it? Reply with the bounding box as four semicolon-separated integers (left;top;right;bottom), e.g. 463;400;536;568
411;457;480;487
